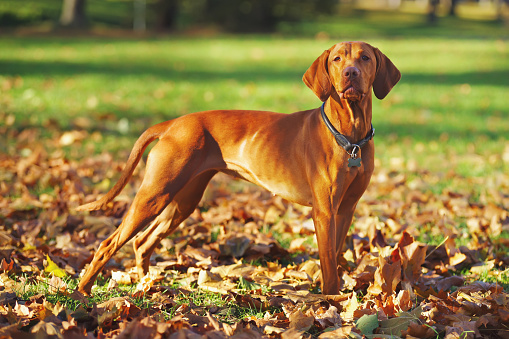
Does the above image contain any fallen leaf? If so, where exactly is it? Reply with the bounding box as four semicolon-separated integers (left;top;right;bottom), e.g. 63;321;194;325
44;255;67;278
288;309;314;332
111;270;132;285
47;275;68;294
356;313;379;335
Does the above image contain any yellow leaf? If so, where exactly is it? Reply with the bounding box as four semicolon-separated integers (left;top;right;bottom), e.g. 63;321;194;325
22;244;37;252
44;255;67;278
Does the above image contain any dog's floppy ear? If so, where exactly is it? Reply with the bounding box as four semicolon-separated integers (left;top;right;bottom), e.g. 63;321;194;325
303;48;332;102
372;47;401;100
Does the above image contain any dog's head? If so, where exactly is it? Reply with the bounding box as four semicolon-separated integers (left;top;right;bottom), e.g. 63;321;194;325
303;41;401;102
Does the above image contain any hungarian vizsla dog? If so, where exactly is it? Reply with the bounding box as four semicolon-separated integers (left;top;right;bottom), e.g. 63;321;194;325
76;41;400;295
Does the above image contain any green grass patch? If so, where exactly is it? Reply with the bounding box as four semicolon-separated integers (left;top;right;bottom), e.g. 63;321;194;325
1;21;507;175
9;273;279;324
478;269;509;290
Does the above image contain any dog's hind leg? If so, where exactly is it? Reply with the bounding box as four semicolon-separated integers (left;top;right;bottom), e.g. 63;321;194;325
133;170;216;278
77;187;173;295
77;138;212;295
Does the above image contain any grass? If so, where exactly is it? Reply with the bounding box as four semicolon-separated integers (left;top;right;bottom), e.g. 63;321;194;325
10;272;277;324
479;268;509;290
1;16;508;176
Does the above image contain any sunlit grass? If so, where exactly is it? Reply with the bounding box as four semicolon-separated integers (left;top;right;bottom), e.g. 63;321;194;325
9;272;280;324
1;14;507;178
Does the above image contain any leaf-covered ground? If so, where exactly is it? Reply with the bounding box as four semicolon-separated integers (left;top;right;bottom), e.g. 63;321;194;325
1;125;509;338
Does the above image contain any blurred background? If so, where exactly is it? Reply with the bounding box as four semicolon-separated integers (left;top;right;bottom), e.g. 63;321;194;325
1;0;508;33
0;0;508;286
0;0;508;176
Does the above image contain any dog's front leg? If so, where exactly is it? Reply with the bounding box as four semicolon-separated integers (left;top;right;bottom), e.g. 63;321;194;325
312;204;340;295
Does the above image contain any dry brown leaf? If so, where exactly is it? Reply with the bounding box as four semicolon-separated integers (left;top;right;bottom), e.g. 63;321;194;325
368;251;401;296
31;321;61;337
398;235;427;283
47;275;68;294
318;326;353;338
288;309;314;332
340;291;359;323
314;305;342;329
436;275;465;292
13;302;33;318
401;322;437;338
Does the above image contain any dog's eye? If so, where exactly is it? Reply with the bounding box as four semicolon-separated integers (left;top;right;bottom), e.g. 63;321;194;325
333;56;341;61
362;55;370;61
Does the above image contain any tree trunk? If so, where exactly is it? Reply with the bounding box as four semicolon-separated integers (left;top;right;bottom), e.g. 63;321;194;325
134;0;146;32
496;0;509;25
157;0;179;31
60;0;88;28
427;0;439;24
448;0;458;16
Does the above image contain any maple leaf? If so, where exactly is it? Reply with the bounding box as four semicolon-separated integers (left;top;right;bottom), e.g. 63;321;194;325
31;321;61;337
264;325;286;336
319;326;354;338
340;291;360;323
368;250;402;296
13;301;33;318
397;232;427;283
435;275;466;292
0;291;17;307
401;321;437;338
445;322;480;339
313;305;342;329
0;258;14;273
96;297;141;327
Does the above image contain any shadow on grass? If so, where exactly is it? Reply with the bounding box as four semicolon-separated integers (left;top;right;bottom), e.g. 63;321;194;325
0;58;302;83
403;70;509;88
374;120;503;144
2;57;509;88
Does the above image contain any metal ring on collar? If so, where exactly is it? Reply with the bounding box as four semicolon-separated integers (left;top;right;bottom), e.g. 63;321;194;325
349;144;360;158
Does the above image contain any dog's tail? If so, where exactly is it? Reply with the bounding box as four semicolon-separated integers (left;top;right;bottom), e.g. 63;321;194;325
76;123;166;211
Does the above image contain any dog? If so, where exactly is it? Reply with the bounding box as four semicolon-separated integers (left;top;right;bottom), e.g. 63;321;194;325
76;41;400;295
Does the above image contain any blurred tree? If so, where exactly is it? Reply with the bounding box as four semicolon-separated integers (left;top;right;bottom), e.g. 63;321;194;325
60;0;88;28
134;0;147;31
496;0;509;24
204;0;276;32
448;0;459;16
427;0;439;23
156;0;179;31
163;0;337;33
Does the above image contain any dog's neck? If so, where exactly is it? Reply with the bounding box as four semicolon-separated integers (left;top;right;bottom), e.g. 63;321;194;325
324;91;373;142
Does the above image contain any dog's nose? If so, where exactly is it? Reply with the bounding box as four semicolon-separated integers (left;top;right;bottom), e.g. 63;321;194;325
343;66;360;79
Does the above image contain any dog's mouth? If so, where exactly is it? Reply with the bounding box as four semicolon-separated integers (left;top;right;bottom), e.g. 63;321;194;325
339;86;364;101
